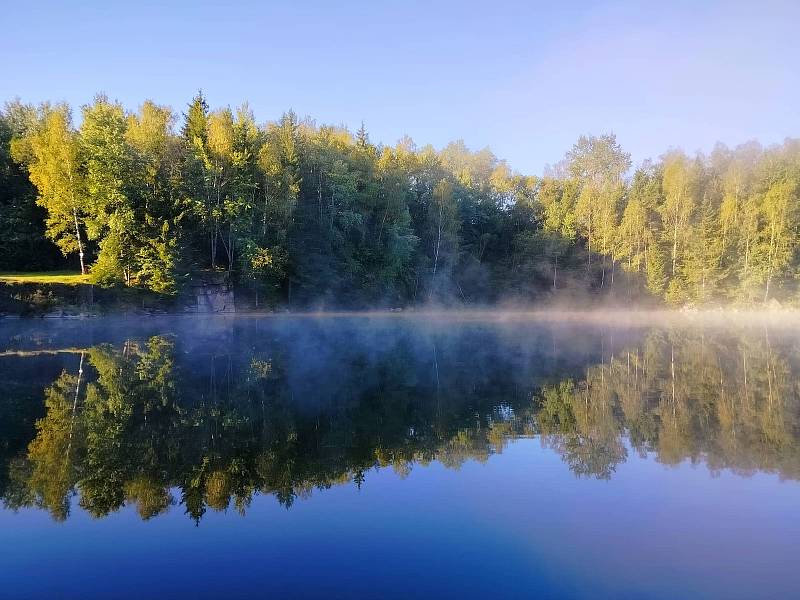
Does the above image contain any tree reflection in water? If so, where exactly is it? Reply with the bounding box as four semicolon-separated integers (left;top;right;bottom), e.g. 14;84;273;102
2;322;799;522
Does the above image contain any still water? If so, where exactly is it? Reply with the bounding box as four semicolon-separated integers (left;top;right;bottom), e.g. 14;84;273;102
0;314;799;598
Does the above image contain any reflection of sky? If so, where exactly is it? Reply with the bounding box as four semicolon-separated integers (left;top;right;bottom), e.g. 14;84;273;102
2;316;800;597
2;439;799;598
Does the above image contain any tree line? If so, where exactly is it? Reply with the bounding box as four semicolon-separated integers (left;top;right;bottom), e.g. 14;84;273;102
1;93;799;306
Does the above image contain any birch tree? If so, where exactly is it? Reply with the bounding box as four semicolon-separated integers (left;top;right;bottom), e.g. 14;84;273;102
12;105;88;274
659;151;697;279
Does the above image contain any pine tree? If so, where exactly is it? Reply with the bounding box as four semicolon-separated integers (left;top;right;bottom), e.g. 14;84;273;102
683;193;725;303
356;121;369;149
645;241;667;296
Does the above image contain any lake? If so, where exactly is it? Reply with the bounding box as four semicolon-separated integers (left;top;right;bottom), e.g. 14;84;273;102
1;314;799;598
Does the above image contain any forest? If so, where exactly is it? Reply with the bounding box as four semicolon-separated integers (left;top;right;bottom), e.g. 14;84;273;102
1;92;799;308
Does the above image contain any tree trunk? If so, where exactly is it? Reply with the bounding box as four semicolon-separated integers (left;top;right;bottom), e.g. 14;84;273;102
268;184;269;237
764;222;777;303
671;344;676;417
433;203;443;277
672;220;678;276
66;163;85;275
67;352;84;453
600;253;606;288
587;217;592;269
72;207;86;275
553;255;558;290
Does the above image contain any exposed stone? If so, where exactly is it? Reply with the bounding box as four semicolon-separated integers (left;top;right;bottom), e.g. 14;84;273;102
189;272;235;313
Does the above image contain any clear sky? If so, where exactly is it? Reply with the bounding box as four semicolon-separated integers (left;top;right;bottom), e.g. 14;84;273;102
2;0;798;174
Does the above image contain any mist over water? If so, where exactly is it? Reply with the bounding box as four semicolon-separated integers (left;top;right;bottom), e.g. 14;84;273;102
1;313;800;598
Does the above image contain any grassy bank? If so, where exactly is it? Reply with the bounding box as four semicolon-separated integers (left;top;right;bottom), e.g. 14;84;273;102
0;271;90;285
0;271;185;316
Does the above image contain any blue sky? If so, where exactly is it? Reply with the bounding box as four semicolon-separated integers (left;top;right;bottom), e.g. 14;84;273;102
2;0;798;173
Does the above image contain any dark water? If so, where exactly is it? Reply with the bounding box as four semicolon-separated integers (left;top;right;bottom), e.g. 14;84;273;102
0;314;799;599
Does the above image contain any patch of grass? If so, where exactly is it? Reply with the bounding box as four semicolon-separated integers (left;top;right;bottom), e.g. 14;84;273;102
0;271;90;285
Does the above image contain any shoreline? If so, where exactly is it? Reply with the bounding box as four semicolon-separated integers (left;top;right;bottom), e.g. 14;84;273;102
3;306;800;327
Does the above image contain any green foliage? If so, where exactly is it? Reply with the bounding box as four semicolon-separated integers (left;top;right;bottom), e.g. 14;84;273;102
0;103;61;270
3;93;800;306
6;325;800;522
11;104;89;274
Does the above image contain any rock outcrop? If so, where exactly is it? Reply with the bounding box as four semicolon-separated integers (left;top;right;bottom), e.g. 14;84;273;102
187;273;235;313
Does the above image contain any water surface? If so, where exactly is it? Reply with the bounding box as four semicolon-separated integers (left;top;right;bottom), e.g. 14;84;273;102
1;315;799;598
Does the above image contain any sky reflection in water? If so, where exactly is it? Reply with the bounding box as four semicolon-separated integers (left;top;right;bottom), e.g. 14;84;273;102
0;315;799;598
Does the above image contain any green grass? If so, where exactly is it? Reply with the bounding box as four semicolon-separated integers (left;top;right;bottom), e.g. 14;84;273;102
0;271;90;285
